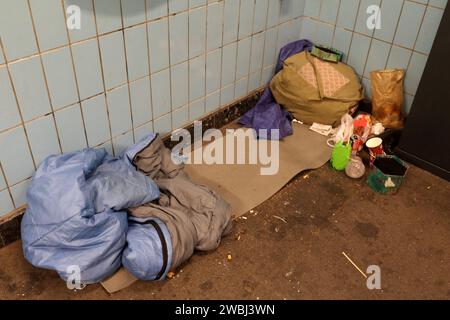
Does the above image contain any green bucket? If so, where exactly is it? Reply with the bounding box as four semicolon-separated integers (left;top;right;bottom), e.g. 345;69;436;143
367;155;408;194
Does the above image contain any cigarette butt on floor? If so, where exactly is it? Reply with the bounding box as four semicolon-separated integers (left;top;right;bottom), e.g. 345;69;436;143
342;252;368;279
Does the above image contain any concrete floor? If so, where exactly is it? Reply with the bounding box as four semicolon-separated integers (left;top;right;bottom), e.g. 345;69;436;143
0;163;449;300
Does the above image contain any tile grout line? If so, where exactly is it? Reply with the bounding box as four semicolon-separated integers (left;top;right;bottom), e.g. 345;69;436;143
268;0;281;83
144;0;156;135
304;7;436;56
0;161;15;212
1;38;282;137
201;2;209;121
330;0;341;51
350;0;380;79
256;0;270;90
217;0;227;110
406;0;430;79
1;4;215;66
397;0;429;103
318;0;325;42
119;0;137;146
229;0;243;100
26;0;64;159
307;0;428;99
383;0;408;71
336;0;359;64
187;6;192;123
60;0;92;151
361;0;384;79
254;0;268;88
92;0;116;156
253;9;272;88
166;5;174;133
58;0;90;152
0;1;442;67
246;0;258;94
0;33;37;209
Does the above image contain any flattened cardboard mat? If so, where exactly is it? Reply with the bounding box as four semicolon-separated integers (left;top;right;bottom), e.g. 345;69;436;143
102;123;332;293
185;122;332;218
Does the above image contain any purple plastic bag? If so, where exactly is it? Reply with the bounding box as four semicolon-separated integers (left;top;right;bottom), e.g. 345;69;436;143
239;40;313;140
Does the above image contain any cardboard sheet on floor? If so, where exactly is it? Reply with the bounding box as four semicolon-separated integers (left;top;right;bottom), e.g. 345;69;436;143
101;268;140;294
185;122;332;218
101;122;331;293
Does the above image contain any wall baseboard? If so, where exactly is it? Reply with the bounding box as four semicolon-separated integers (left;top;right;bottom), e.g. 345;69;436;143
395;147;450;182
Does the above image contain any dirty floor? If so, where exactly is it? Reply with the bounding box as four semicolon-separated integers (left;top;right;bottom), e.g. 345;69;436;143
0;164;449;300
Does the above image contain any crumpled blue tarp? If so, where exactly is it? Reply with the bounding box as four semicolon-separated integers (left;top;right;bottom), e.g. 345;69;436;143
21;134;162;284
239;39;314;139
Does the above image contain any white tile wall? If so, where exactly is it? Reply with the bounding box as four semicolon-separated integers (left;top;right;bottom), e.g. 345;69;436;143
301;0;447;112
0;0;446;216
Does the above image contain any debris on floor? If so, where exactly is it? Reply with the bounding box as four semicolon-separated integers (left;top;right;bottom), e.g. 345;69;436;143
167;272;176;280
342;252;367;279
273;216;287;224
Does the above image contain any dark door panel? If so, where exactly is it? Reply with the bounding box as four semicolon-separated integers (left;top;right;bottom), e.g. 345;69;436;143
396;4;450;181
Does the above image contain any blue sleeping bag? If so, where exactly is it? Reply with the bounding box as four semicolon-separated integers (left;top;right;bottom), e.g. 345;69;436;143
122;217;172;281
21;134;163;284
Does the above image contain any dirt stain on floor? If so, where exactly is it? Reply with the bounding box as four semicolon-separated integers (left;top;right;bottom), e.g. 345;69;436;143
355;222;380;239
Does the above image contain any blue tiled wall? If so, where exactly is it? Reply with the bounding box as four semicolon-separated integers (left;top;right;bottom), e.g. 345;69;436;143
0;0;446;217
300;0;447;113
0;0;305;216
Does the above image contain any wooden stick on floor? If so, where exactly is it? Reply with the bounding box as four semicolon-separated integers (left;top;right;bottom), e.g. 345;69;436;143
342;252;368;279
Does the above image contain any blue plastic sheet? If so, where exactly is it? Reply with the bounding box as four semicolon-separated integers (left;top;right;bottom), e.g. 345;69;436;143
21;135;162;284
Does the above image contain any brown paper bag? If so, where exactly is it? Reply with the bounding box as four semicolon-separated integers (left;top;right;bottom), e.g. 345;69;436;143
371;69;405;129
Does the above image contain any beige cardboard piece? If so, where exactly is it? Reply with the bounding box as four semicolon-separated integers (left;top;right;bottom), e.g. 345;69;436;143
101;267;139;294
101;123;331;293
185;122;332;218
